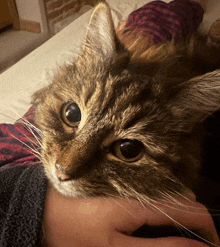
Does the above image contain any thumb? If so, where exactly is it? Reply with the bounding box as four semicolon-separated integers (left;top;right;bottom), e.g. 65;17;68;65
110;192;219;247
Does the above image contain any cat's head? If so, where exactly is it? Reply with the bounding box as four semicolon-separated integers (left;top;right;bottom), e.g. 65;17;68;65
32;3;220;201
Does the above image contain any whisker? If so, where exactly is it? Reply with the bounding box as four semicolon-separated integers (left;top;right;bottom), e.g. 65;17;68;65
159;191;186;206
115;186;219;246
17;128;41;149
158;191;220;216
134;193;146;209
24;120;42;137
21;122;43;148
172;190;194;202
10;133;41;161
12;116;43;160
148;201;220;247
156;200;220;216
18;116;42;137
113;199;138;218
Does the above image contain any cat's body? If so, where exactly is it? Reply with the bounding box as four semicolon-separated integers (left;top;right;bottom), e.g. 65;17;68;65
32;2;220;212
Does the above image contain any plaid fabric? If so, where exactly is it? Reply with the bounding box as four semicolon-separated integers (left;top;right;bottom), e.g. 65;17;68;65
126;0;204;43
0;107;40;169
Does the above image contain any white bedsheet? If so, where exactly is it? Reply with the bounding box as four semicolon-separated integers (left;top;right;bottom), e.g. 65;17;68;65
0;0;217;123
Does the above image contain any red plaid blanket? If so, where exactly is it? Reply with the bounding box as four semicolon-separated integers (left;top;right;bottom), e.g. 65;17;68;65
0;108;40;169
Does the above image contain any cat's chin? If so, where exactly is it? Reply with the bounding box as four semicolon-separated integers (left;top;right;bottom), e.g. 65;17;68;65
53;181;83;198
44;166;110;198
44;167;82;197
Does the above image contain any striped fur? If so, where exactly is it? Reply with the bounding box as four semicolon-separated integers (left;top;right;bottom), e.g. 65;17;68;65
32;3;220;202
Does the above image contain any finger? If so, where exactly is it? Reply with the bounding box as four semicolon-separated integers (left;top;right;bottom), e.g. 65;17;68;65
111;196;219;246
115;20;128;32
152;199;219;245
122;190;218;246
112;234;212;247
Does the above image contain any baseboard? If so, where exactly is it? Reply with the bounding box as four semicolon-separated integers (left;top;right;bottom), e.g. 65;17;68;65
0;20;12;30
19;19;41;33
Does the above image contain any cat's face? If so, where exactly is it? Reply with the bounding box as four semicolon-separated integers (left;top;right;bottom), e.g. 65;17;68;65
32;3;220;201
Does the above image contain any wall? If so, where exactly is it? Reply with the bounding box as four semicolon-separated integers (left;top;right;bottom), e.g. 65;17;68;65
14;0;99;35
44;0;99;35
15;0;48;33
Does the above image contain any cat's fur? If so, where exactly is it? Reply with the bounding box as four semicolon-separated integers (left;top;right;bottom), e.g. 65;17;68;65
32;3;220;205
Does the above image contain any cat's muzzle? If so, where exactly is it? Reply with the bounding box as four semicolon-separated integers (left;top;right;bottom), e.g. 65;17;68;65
55;163;72;182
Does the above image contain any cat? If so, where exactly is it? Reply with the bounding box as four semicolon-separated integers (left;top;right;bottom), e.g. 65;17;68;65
32;2;220;212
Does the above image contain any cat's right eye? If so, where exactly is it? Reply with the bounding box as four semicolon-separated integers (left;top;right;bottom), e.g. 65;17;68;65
61;101;81;126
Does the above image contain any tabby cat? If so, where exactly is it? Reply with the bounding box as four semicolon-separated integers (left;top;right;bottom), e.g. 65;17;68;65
32;2;220;212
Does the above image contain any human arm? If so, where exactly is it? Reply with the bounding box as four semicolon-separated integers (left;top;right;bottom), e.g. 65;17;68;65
42;185;219;247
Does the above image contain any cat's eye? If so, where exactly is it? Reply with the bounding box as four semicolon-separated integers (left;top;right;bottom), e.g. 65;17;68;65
111;139;144;162
61;101;81;126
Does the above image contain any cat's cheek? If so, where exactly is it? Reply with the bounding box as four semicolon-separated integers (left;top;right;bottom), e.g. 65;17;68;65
40;146;74;196
42;155;57;180
41;142;60;174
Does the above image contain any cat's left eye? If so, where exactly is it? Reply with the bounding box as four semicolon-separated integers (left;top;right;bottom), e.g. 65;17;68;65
111;139;144;162
61;101;81;126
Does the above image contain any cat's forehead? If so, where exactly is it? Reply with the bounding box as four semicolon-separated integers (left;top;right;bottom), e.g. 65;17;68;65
46;63;156;131
52;60;152;107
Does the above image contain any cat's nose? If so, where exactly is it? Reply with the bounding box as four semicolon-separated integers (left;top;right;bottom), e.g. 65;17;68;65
55;163;71;181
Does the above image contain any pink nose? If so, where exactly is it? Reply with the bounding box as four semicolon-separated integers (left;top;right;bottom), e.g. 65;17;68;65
55;164;71;181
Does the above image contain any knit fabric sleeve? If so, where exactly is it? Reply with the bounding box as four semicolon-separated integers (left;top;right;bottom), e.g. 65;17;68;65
0;164;48;247
126;0;204;43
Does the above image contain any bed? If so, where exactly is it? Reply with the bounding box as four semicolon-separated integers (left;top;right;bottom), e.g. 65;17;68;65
0;0;217;124
0;0;151;123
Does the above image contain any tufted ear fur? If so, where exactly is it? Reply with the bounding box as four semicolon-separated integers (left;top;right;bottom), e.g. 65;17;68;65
169;69;220;132
83;2;129;70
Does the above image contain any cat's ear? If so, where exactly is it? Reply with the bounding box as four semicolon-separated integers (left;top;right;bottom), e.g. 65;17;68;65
170;70;220;131
83;2;129;69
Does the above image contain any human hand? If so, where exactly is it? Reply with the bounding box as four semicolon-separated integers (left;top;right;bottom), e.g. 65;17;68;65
42;185;219;247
